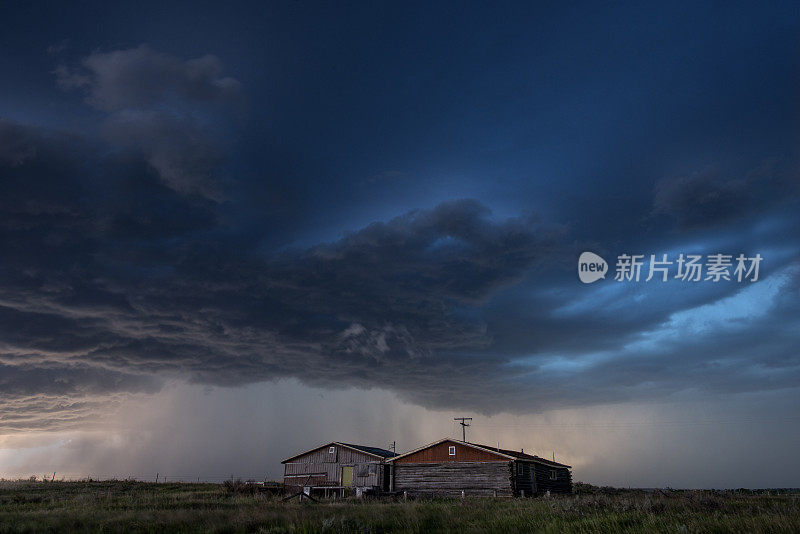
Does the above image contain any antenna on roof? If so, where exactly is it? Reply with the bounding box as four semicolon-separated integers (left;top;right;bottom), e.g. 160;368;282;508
454;417;472;442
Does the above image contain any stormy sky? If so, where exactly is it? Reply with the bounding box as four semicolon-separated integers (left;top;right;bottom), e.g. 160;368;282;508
1;2;799;487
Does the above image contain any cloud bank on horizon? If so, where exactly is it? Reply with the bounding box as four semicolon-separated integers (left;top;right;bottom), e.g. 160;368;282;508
0;2;799;436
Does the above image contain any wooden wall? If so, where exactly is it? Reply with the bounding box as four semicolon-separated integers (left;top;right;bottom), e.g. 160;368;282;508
393;440;508;464
393;461;514;497
512;461;535;496
530;463;572;494
283;445;385;489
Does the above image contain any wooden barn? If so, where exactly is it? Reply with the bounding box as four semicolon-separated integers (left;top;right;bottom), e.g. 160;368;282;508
281;442;397;496
387;438;572;497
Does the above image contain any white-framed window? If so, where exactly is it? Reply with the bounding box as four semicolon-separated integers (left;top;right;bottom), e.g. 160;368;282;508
517;463;524;475
329;446;335;454
550;470;557;480
448;445;456;456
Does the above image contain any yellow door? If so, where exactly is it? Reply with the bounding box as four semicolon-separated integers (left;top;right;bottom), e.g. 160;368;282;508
341;466;353;487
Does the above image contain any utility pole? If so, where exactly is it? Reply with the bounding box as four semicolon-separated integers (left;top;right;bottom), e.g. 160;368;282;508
390;441;396;453
453;417;472;442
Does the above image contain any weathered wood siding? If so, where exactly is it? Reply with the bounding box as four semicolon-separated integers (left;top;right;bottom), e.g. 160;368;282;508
286;445;380;465
393;440;507;463
531;463;572;494
283;445;384;489
512;461;535;496
393;461;513;496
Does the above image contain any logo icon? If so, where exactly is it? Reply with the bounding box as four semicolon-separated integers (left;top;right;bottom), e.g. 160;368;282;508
578;252;607;284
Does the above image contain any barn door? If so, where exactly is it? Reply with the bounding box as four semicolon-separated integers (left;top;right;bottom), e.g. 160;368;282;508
341;466;353;487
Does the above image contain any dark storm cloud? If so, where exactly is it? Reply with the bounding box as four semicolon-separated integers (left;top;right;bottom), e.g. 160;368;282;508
652;162;799;230
55;45;241;199
3;111;797;424
0;115;562;425
1;32;799;433
55;44;241;112
101;110;226;199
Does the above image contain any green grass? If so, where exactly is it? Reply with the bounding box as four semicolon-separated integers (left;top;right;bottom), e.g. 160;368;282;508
0;480;798;533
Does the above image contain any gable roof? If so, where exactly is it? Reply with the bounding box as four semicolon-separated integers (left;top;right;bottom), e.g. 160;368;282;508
386;437;571;468
386;438;511;462
281;441;397;463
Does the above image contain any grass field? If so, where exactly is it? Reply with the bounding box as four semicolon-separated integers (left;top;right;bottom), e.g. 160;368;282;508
0;480;798;533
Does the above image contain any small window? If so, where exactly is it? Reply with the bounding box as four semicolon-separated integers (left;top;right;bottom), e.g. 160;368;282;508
329;446;335;454
550;470;557;480
517;463;524;475
448;445;456;456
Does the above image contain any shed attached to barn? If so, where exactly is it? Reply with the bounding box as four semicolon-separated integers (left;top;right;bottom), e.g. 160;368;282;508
387;438;571;497
281;442;397;495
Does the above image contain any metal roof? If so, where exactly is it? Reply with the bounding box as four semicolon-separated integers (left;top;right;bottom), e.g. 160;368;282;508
338;443;397;458
469;442;571;468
